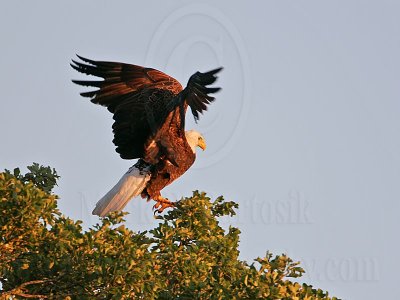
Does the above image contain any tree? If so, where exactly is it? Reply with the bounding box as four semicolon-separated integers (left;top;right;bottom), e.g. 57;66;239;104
0;164;340;299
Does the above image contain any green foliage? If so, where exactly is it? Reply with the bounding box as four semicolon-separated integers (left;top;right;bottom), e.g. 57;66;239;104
5;163;59;193
0;165;340;299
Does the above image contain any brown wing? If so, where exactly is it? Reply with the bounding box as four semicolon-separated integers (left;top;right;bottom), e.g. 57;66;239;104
71;55;182;159
71;55;222;162
71;55;183;112
111;88;177;159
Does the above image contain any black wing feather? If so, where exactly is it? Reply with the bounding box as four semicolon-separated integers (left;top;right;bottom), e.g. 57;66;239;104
182;67;223;122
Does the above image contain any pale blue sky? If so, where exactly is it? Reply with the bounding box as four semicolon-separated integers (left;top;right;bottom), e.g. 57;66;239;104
1;1;399;299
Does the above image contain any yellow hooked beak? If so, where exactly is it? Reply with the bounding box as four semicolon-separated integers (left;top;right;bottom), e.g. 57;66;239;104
198;139;206;151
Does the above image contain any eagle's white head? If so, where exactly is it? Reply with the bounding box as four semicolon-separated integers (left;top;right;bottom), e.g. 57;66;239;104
185;130;206;153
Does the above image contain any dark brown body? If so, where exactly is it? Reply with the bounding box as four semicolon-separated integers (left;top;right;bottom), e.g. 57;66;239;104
71;56;221;207
143;105;195;199
144;150;195;200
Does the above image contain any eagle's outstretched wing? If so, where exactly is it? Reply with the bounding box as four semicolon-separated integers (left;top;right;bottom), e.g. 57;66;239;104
71;55;222;160
71;55;183;110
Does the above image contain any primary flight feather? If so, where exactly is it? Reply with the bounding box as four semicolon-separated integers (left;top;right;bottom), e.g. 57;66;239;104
71;56;222;216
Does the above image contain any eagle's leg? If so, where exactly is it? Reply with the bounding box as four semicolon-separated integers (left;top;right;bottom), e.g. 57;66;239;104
153;195;175;213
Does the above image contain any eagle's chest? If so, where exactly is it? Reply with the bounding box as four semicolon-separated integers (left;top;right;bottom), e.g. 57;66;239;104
161;149;195;181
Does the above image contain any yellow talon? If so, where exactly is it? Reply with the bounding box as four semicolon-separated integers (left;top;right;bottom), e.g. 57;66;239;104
153;196;175;213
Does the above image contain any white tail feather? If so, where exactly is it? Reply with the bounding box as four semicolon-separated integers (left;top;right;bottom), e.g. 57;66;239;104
92;163;151;217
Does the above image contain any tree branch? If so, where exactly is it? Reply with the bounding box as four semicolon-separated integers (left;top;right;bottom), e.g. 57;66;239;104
0;279;51;299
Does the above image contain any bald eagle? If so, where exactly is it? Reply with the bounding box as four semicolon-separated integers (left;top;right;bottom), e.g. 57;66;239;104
71;56;222;216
